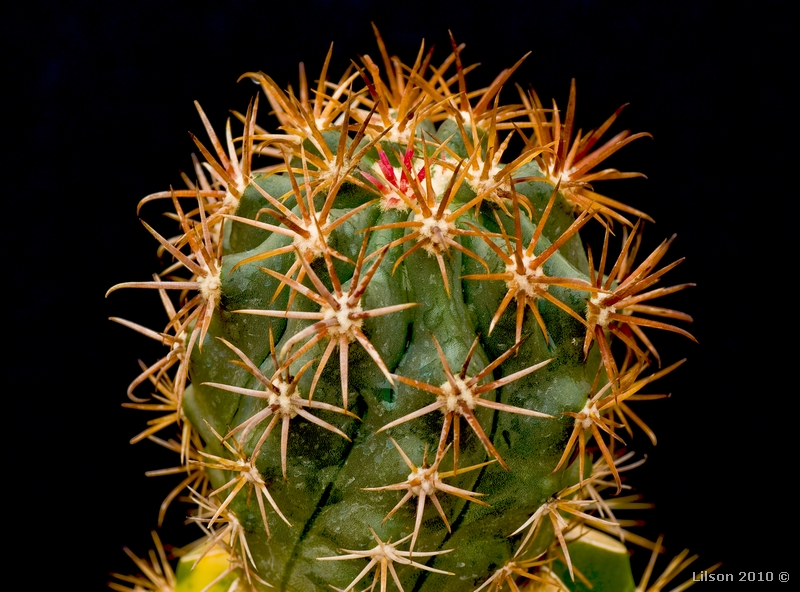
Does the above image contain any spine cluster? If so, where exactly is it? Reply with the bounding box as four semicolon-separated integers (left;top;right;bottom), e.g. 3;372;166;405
109;28;701;592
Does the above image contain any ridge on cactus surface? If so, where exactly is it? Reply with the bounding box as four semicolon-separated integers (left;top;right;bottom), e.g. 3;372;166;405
108;27;712;592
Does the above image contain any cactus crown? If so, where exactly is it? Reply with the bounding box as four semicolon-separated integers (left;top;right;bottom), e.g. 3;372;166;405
109;27;705;592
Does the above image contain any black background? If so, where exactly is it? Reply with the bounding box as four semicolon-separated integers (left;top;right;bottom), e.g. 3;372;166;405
7;0;794;588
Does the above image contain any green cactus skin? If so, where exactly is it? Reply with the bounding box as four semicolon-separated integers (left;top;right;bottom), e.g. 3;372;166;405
109;30;698;592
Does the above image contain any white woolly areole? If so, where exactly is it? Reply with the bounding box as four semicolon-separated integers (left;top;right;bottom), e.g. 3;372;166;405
270;378;300;419
408;467;438;497
466;162;507;201
172;328;187;353
386;123;413;145
578;400;599;430
505;255;546;298
588;292;616;327
321;293;363;341
199;268;222;303
545;165;575;186
380;189;411;212
317;158;350;187
427;160;455;197
293;220;325;259
415;211;456;255
457;110;489;131
439;376;476;413
314;116;329;131
223;190;240;213
247;462;266;486
496;562;517;579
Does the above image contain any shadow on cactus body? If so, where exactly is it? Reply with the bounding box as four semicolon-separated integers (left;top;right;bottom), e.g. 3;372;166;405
108;28;700;592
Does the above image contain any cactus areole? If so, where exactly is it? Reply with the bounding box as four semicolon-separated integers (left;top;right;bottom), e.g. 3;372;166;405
109;29;698;592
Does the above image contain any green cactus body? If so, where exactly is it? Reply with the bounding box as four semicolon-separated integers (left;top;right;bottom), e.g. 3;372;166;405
109;31;697;592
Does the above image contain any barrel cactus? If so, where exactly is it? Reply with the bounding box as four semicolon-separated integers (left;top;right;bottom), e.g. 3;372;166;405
108;28;703;592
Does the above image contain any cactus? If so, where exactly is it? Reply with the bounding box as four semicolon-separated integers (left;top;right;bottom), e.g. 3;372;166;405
108;29;705;592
